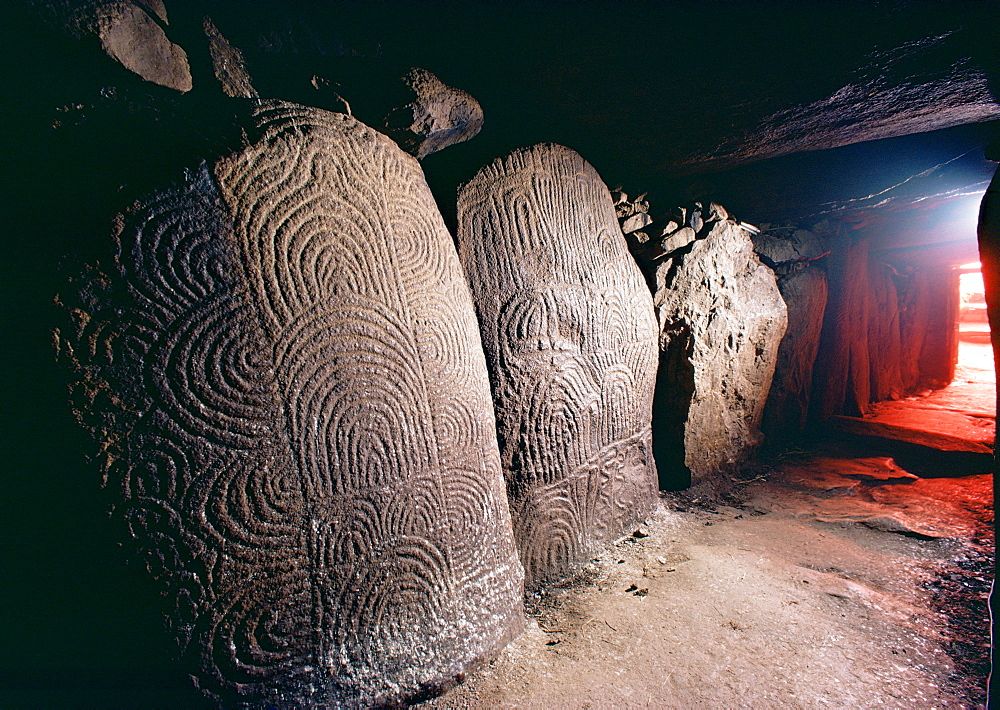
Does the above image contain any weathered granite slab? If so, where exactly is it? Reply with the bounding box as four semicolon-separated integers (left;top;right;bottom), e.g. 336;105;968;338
652;219;787;481
59;101;523;706
457;143;659;586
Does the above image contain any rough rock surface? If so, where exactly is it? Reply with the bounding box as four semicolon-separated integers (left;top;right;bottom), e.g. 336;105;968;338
95;0;192;92
753;228;829;438
384;68;484;159
621;212;652;234
652;219;787;481
867;262;903;402
57;101;523;706
752;227;827;266
654;226;697;257
915;266;960;388
680;33;1000;171
812;236;873;418
204;16;257;98
763;267;828;436
457;144;659;586
134;0;167;23
812;233;958;419
897;267;933;393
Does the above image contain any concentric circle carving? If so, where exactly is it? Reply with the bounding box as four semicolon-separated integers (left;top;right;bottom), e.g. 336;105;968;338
62;103;523;705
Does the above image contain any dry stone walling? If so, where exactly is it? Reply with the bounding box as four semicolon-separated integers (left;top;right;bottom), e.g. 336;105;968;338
456;144;660;586
58;100;524;707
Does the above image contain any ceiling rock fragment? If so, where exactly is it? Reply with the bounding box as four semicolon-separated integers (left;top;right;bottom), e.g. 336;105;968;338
95;0;192;92
384;67;484;159
203;16;257;98
752;226;830;267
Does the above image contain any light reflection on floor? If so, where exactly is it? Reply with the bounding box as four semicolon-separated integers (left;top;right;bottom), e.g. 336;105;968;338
865;320;995;445
957;321;995;383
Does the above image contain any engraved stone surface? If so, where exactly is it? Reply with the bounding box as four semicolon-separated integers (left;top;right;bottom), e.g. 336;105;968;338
59;100;523;706
456;144;659;586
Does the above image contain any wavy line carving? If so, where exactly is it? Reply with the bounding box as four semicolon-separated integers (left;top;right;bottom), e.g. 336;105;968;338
457;144;659;585
61;101;523;706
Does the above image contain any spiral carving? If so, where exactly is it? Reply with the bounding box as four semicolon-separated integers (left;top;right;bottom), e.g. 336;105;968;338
457;144;659;586
62;102;523;706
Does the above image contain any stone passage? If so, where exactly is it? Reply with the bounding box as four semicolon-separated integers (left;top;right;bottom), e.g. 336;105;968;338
59;101;523;707
457;144;659;586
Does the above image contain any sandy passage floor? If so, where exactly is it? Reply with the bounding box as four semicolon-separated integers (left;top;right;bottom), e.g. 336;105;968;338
424;340;994;710
423;450;992;709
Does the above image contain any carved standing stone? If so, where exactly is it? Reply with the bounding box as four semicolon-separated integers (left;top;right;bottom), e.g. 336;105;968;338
456;144;659;586
58;101;523;706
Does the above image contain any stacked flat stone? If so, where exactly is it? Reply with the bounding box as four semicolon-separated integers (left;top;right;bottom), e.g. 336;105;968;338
612;190;747;264
613;188;653;238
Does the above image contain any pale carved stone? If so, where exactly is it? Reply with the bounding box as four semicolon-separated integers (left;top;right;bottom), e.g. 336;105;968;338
58;101;523;706
457;143;659;586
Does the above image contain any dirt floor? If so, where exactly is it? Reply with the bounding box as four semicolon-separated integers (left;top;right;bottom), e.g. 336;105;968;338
422;338;995;709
